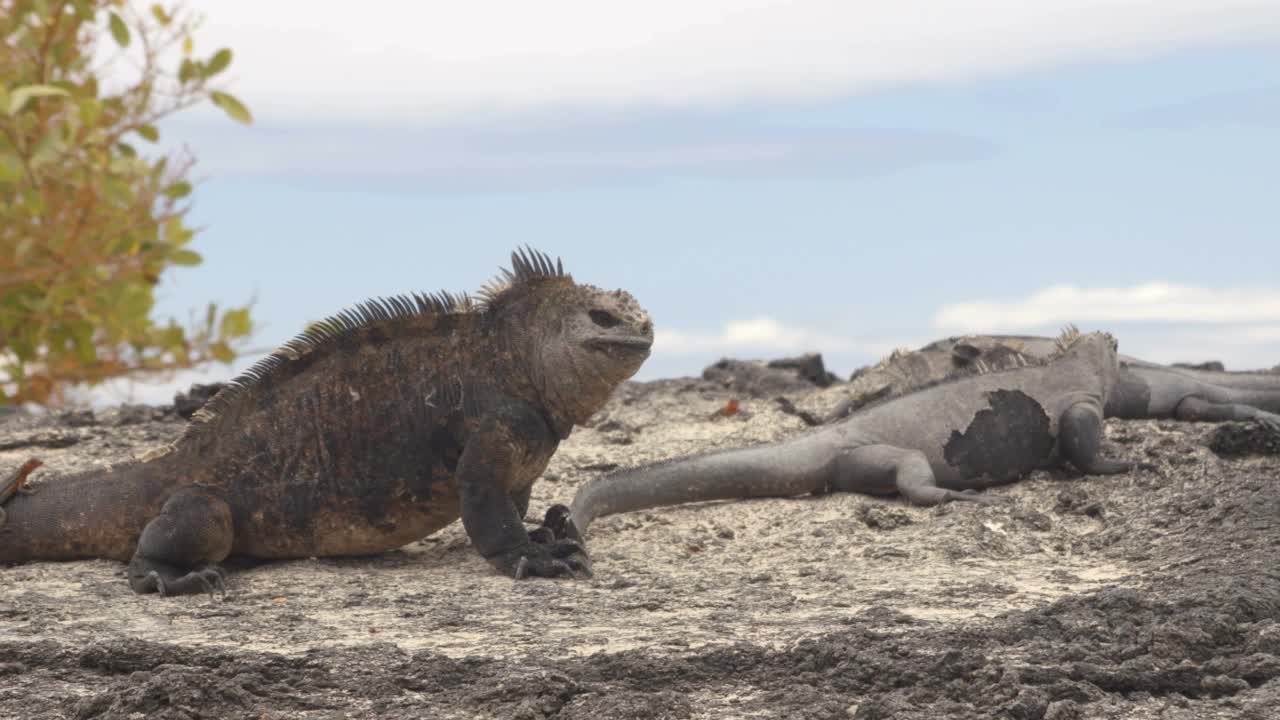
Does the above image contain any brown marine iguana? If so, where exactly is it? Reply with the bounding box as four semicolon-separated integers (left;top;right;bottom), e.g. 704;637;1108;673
562;330;1149;538
0;248;653;596
824;334;1280;429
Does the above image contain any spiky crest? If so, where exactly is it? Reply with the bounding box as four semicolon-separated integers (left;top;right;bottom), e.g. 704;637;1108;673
171;247;568;450
1053;324;1082;354
477;245;569;306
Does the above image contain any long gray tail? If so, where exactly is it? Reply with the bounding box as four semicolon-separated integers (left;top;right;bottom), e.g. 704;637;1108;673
567;434;836;537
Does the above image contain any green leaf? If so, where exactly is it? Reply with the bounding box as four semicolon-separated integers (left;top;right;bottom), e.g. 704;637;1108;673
169;249;202;266
163;180;192;198
117;287;153;324
108;12;131;48
30;124;65;167
164;216;195;244
206;49;232;76
6;84;70;115
0;152;22;183
72;325;98;365
150;4;170;25
178;59;197;84
136;124;160;142
117;141;137;158
210;341;236;363
210;91;252;124
78;97;101;126
219;308;253;338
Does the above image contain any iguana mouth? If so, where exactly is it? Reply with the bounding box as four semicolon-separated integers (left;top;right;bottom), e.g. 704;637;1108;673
586;336;653;353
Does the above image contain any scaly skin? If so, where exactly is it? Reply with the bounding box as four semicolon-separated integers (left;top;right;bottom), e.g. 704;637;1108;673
566;331;1150;540
826;334;1280;430
0;248;653;597
0;458;43;530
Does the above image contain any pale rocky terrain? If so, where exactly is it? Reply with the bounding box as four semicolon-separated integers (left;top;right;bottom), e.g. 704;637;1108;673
1;359;1278;719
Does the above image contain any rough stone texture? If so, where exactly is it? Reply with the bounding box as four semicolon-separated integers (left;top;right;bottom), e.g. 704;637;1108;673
2;375;1278;719
1207;420;1280;457
701;354;838;398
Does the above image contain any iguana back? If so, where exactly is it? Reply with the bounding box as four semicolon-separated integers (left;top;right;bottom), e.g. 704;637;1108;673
830;332;1280;429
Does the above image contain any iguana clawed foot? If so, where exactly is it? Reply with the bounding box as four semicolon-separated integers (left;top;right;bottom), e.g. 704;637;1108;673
495;537;592;580
541;503;584;542
130;562;227;598
525;504;584;545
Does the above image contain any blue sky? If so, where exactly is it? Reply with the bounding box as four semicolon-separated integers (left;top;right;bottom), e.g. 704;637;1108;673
92;2;1280;404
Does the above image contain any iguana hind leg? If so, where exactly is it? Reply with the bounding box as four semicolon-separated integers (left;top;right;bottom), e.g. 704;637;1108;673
1059;403;1153;475
1175;397;1280;431
836;444;1005;506
127;486;233;597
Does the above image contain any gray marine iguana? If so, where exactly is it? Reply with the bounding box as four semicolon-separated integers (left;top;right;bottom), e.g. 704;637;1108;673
823;334;1280;429
562;329;1149;538
0;248;653;596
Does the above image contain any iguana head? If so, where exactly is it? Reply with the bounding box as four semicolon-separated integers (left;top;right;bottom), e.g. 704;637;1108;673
1053;326;1120;396
483;248;653;430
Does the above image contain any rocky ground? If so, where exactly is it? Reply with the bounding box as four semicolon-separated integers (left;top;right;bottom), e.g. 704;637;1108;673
1;359;1278;719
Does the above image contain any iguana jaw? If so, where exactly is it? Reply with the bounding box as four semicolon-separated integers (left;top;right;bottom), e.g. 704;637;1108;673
584;335;653;353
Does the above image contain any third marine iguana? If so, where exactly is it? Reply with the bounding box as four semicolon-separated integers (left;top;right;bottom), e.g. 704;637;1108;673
0;248;653;596
822;334;1280;429
563;329;1149;538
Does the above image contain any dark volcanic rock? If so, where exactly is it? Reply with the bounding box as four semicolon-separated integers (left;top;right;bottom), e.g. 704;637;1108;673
766;353;839;388
1207;421;1280;457
703;353;837;398
1172;361;1227;372
172;382;229;420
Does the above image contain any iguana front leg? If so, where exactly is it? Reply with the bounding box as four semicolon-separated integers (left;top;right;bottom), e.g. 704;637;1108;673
458;411;591;579
1059;402;1153;475
1174;397;1280;431
127;486;233;597
834;444;1006;506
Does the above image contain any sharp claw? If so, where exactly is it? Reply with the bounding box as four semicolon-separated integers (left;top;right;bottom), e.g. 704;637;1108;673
527;527;555;545
513;556;530;580
146;570;168;597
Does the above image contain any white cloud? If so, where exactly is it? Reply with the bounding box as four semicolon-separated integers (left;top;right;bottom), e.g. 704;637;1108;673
179;120;993;186
934;283;1280;332
166;1;1280;123
656;316;893;356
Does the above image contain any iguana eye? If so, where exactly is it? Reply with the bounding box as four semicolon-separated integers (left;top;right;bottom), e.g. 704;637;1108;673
589;310;621;328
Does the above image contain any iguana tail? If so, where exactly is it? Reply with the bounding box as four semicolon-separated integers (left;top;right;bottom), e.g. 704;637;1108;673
0;459;172;564
567;432;836;536
1170;367;1280;411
